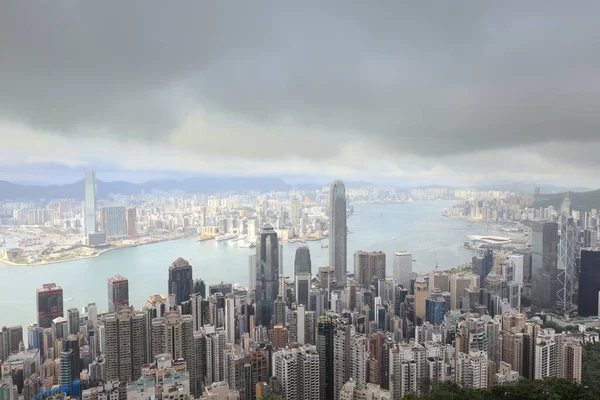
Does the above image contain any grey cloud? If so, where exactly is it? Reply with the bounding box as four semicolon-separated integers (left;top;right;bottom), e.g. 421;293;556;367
1;1;600;160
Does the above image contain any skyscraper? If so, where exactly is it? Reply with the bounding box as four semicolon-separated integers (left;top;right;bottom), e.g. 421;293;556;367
578;249;600;317
36;283;64;329
66;308;80;336
151;310;193;362
531;221;559;311
255;225;279;328
557;200;576;311
354;250;386;288
294;246;312;275
168;257;194;306
108;274;129;313
295;273;311;309
329;180;347;288
104;306;148;383
104;206;127;238
84;171;97;234
126;207;137;237
393;252;412;292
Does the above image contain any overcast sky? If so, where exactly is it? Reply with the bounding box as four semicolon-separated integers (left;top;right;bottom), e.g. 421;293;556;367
1;2;600;186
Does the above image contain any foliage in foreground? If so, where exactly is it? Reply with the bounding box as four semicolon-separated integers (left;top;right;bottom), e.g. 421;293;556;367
401;378;593;400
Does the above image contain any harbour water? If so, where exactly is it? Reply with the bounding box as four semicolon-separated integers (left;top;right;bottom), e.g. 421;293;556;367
0;200;491;329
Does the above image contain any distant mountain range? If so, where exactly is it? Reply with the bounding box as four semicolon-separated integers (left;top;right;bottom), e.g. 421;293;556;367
0;177;380;200
534;189;600;212
0;177;291;200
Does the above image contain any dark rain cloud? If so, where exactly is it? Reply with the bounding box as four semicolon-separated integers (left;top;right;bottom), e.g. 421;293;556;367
1;1;600;160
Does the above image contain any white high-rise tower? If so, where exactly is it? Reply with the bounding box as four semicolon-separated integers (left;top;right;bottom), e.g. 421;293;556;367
84;171;97;234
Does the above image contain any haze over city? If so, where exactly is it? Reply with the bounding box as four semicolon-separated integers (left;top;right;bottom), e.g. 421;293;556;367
2;2;600;186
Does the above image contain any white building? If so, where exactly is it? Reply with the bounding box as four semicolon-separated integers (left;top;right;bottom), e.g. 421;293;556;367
393;252;412;290
273;345;319;400
455;351;488;390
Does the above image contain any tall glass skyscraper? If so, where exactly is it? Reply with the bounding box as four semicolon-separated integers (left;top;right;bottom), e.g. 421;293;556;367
168;257;194;306
84;171;97;234
531;221;559;311
108;274;129;312
329;180;347;288
255;225;279;328
294;246;312;275
557;195;576;311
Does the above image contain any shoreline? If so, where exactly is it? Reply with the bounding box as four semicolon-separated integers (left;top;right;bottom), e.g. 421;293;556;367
0;234;194;268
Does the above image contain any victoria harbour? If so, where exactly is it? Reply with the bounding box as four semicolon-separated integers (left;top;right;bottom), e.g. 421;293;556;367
0;200;487;329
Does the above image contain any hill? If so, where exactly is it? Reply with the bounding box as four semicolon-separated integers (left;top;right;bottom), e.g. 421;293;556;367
0;176;292;201
534;189;600;212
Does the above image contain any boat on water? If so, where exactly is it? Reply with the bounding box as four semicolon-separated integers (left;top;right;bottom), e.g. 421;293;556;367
321;244;329;249
65;297;74;302
392;237;397;240
215;234;237;242
239;241;256;249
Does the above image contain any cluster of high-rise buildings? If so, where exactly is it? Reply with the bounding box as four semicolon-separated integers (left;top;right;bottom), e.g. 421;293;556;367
0;181;595;400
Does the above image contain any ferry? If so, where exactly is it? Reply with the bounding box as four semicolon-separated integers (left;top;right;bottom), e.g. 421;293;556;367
239;241;256;249
215;234;237;242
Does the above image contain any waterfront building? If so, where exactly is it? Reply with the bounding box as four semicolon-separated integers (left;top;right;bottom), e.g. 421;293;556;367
578;249;600;317
107;274;129;313
84;171;97;235
126;207;137;237
36;283;64;329
104;206;127;238
393;251;412;291
168;257;193;306
354;250;386;289
329;180;348;288
531;221;559;312
255;225;279;328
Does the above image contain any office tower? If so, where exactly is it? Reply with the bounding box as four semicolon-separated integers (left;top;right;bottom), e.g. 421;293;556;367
206;328;227;384
557;206;576;311
151;310;193;362
472;248;494;289
87;303;98;330
104;206;127;237
531;221;559;311
27;326;44;363
66;308;80;336
248;255;257;292
126;207;137;237
190;332;207;398
65;334;81;380
294;245;312;275
107;274;129;313
425;288;446;325
329;180;348;288
209;282;233;297
354;251;386;288
225;294;236;345
317;315;338;400
84;171;97;234
450;275;475;310
255;225;279;328
393;252;412;291
507;255;524;285
60;349;75;394
456;351;488;389
295;272;311;309
584;229;598;248
0;326;23;357
36;283;64;329
564;341;582;383
194;278;206;298
413;278;429;322
168;257;193;306
579;250;600;316
104;306;148;383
